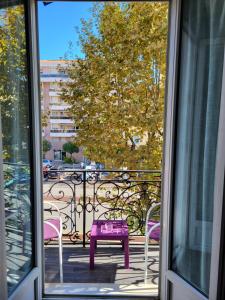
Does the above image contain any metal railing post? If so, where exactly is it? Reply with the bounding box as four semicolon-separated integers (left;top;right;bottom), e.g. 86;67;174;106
83;170;86;248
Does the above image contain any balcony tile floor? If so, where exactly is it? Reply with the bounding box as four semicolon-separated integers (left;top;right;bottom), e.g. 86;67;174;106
45;243;159;285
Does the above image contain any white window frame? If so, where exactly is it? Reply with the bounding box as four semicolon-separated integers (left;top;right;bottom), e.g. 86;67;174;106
0;1;43;299
160;0;225;299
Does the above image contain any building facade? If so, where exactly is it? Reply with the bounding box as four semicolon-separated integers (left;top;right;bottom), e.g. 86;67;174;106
40;60;83;162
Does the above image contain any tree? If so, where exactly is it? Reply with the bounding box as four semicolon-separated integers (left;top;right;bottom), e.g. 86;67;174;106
63;142;79;158
0;6;48;162
41;110;50;129
61;2;168;170
42;139;52;158
0;6;30;163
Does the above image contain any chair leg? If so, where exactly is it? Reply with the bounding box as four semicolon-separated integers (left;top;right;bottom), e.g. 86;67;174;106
144;234;149;284
59;235;63;283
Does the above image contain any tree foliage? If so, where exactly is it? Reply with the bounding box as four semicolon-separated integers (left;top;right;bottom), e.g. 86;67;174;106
42;139;52;158
63;141;79;157
0;5;30;163
61;2;168;170
0;6;49;162
41;110;50;129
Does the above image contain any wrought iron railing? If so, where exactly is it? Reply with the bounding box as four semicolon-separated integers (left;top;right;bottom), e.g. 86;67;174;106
43;169;161;246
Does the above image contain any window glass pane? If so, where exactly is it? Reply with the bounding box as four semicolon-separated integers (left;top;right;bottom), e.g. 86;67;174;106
0;1;33;295
172;0;225;296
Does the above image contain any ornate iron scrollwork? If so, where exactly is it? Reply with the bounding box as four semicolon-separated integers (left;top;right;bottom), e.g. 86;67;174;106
43;169;161;245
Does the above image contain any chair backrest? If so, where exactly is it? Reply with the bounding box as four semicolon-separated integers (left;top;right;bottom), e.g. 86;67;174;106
145;202;161;240
43;201;63;238
148;220;160;241
44;201;61;220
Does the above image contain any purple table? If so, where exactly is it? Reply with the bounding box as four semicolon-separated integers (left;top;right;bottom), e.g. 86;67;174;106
90;220;129;269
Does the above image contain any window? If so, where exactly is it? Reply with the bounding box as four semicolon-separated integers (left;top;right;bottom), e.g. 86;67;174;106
172;0;225;295
50;96;60;103
52;138;60;143
1;1;34;295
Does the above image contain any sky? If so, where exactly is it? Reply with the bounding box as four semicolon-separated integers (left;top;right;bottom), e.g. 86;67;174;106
38;1;95;60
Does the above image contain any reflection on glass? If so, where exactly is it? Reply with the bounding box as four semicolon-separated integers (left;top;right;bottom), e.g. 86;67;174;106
172;0;225;296
0;1;33;295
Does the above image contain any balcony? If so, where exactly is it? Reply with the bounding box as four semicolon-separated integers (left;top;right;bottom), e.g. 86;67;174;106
50;129;76;137
40;74;69;83
43;170;161;296
50;104;71;111
50;117;73;124
49;91;61;97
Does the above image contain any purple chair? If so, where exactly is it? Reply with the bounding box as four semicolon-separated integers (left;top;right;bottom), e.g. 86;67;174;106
44;201;63;283
148;220;160;241
144;203;161;283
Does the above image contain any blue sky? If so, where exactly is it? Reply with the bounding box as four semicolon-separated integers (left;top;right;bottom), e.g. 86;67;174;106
38;2;95;59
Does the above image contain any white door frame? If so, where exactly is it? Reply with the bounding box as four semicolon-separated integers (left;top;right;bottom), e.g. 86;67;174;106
0;0;43;299
9;0;43;298
160;0;225;299
208;35;225;300
0;107;8;299
160;0;181;297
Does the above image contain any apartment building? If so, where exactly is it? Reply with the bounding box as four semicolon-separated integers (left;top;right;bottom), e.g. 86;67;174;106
40;60;83;161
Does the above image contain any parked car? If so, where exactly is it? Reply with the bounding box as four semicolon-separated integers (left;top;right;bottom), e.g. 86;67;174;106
96;162;105;170
48;165;64;179
85;164;103;179
63;163;74;170
43;159;53;167
85;164;96;171
42;165;49;181
43;163;64;181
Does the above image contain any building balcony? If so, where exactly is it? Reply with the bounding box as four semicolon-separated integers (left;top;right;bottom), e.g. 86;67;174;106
50;105;71;111
50;118;74;124
50;129;76;137
43;170;161;296
49;91;61;97
40;74;69;83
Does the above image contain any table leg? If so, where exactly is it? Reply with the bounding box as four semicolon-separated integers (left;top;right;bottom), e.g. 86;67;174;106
124;237;129;269
90;237;95;269
121;240;124;250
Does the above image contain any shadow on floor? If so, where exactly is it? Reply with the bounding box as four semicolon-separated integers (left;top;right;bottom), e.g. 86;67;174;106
45;244;159;285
